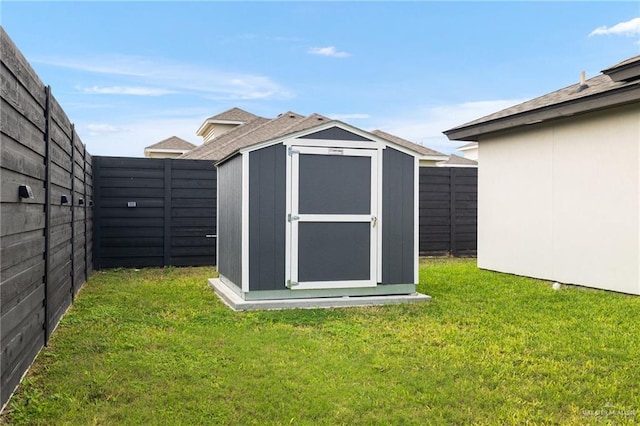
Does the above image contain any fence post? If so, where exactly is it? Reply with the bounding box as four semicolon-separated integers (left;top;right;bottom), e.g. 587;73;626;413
92;157;101;269
70;124;75;301
450;168;457;257
43;86;52;345
83;144;88;282
164;158;172;266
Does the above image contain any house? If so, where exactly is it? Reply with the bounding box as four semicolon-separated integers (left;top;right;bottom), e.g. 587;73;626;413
457;142;478;161
144;136;197;158
196;107;264;143
444;55;640;295
182;108;449;165
196;109;437;306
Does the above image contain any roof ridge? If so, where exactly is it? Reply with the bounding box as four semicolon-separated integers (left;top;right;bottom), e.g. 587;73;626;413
145;135;196;150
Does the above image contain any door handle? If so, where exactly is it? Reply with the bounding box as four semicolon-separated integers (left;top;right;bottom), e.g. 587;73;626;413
371;216;377;227
205;234;217;238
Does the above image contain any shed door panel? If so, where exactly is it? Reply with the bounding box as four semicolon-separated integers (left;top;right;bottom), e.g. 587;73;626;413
298;155;371;214
290;146;378;290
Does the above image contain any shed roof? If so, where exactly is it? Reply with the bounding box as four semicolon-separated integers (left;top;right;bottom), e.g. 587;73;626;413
145;136;196;151
444;55;640;141
370;129;447;158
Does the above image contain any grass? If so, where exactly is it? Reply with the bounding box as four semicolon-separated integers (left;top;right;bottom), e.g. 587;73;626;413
2;259;639;425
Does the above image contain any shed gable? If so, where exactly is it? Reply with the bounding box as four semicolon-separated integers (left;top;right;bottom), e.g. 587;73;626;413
298;126;373;142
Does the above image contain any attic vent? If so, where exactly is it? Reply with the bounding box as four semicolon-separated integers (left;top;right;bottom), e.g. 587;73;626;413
317;117;324;121
289;114;296;118
577;71;589;92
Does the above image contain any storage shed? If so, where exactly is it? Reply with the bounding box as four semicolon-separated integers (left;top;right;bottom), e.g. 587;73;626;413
214;118;424;302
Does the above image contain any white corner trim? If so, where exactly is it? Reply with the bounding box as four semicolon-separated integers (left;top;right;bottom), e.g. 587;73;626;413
241;152;250;293
414;156;419;285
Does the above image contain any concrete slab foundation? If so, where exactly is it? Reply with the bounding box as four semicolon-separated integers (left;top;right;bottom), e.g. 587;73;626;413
209;278;432;311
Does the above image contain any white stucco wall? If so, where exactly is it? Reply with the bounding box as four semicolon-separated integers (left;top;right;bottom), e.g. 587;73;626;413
478;104;640;294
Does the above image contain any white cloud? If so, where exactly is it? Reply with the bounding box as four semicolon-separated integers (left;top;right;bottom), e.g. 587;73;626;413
373;99;525;154
85;123;121;136
328;113;370;120
589;17;640;37
35;54;293;100
308;46;351;58
79;86;176;96
79;117;204;157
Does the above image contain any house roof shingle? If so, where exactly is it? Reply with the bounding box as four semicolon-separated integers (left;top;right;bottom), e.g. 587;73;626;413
182;116;270;160
145;136;196;151
439;154;478;167
444;55;640;141
206;107;262;123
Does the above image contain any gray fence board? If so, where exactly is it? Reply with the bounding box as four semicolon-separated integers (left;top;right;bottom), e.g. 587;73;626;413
93;156;217;269
1;28;93;410
419;167;477;257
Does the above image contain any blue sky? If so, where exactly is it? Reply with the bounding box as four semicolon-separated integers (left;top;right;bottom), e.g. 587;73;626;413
2;1;639;157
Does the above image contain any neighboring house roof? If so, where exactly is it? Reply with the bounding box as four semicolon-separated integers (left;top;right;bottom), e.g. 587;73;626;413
437;154;478;168
196;107;264;139
457;142;478;151
444;55;640;141
144;136;196;151
370;129;448;159
183;112;317;161
183;116;270;160
205;107;261;123
185;108;447;163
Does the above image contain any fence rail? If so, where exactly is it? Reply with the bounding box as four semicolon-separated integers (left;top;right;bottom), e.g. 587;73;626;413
1;27;93;410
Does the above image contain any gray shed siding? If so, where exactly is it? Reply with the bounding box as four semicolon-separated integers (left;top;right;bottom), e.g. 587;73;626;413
248;144;286;291
217;155;243;287
382;147;415;284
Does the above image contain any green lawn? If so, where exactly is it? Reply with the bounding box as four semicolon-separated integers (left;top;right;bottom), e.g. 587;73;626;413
2;259;639;425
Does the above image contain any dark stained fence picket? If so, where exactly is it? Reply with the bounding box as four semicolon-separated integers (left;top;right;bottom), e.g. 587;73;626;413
1;28;93;409
419;167;477;257
92;157;217;269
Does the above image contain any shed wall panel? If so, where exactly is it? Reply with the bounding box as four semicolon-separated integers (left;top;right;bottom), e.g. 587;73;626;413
382;148;415;284
248;144;286;291
218;155;243;287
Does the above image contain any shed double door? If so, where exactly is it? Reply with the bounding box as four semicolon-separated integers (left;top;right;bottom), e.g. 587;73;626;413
288;146;378;290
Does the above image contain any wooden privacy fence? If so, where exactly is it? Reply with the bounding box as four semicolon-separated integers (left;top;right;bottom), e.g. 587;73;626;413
419;167;477;257
92;158;476;269
1;28;93;409
92;156;216;269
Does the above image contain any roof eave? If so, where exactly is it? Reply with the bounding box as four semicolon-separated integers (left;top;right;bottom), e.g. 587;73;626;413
144;148;192;154
444;84;640;142
196;119;245;136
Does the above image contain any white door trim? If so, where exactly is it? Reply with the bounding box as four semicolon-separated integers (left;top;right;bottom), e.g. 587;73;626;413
288;146;378;290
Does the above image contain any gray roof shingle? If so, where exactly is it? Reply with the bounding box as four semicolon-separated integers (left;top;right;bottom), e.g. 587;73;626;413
145;136;196;151
184;109;447;162
206;107;262;123
439;154;478;166
445;55;640;140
